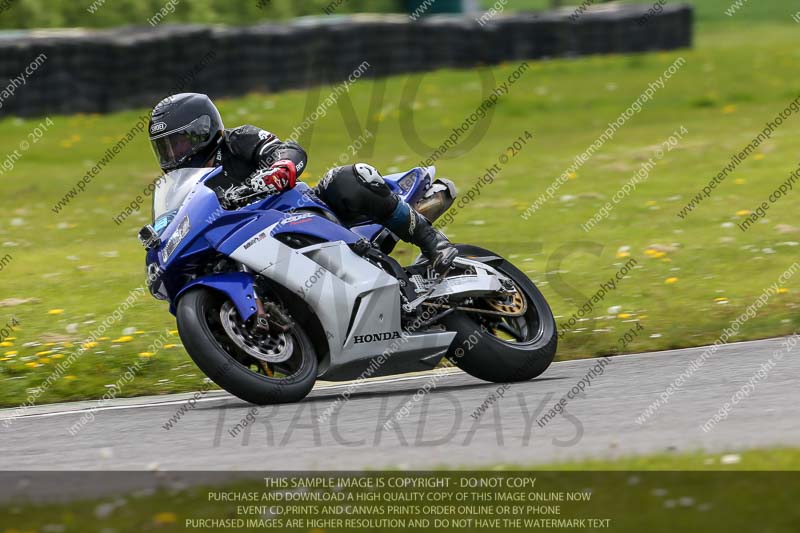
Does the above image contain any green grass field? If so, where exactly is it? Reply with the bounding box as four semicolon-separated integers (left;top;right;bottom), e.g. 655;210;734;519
532;447;800;470
0;8;799;407
499;0;798;26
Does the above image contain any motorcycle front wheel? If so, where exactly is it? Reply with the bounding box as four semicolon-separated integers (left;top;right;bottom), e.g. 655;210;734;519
441;244;557;383
176;288;317;405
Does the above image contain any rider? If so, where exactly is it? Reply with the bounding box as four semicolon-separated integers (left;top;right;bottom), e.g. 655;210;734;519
148;93;457;273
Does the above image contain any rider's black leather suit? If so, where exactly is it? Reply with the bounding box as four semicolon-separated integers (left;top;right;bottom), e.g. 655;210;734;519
206;125;399;223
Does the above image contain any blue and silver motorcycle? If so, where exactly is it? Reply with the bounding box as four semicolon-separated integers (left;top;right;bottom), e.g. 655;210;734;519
139;165;557;404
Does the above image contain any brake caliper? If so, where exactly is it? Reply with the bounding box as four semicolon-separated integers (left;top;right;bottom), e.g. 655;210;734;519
484;282;527;317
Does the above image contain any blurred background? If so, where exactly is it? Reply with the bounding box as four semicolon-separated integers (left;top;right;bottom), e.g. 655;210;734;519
0;0;785;28
2;0;585;28
0;0;798;412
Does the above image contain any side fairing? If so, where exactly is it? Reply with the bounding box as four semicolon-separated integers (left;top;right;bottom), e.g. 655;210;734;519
228;227;403;367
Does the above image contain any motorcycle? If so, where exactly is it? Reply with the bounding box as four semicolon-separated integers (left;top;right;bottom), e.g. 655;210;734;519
139;165;557;404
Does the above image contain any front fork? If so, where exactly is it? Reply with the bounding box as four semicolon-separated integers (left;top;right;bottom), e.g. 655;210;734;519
240;264;293;333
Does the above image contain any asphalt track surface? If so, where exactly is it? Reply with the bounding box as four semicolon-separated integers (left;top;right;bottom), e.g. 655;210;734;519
1;336;797;473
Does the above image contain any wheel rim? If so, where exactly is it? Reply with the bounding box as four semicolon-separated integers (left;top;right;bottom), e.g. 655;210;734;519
469;276;544;346
219;302;294;363
203;296;305;380
484;281;528;317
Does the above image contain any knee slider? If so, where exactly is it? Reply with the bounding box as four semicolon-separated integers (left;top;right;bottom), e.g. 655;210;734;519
353;163;384;185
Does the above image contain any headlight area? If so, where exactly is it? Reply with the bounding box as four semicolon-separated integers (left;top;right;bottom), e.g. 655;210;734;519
160;216;191;264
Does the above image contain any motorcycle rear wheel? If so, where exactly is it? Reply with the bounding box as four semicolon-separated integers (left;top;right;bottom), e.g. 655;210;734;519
441;244;557;383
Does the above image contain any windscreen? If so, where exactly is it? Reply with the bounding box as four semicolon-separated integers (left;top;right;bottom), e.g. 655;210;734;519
151;168;209;231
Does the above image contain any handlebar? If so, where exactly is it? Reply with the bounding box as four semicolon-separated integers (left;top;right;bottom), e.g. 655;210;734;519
220;183;262;209
219;168;282;209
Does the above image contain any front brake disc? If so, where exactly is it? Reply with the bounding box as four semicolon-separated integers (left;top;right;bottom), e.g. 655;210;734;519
219;302;294;363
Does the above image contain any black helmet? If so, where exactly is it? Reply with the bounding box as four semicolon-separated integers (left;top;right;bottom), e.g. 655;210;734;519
148;93;224;171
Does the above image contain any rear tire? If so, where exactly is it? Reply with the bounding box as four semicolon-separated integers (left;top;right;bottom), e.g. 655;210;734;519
442;245;557;383
176;288;317;405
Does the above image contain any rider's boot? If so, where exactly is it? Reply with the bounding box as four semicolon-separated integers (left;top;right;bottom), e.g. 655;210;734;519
385;200;458;274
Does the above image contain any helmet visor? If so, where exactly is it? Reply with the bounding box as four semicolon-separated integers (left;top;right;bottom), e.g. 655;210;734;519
150;115;212;170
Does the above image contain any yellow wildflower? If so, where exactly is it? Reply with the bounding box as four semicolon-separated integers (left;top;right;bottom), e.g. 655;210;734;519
154;512;177;525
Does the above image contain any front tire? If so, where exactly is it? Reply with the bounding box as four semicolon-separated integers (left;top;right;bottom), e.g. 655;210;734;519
442;245;557;383
176;288;317;405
